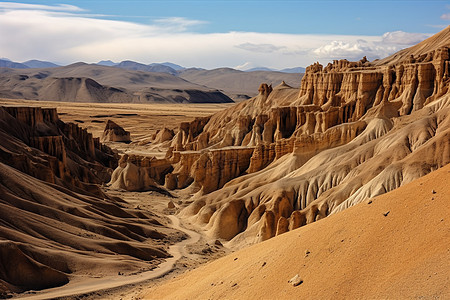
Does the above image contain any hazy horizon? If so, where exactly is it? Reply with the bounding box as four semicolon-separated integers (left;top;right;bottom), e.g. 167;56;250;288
0;1;449;69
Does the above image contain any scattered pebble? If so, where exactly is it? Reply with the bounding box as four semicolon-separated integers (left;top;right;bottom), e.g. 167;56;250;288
288;274;303;287
168;201;175;209
432;190;436;194
383;211;390;217
231;283;238;287
305;250;310;257
262;262;266;267
367;200;373;204
234;257;238;261
214;239;223;247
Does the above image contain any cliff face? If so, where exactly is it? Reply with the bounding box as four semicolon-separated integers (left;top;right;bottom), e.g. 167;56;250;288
297;48;449;117
0;106;118;195
108;27;450;246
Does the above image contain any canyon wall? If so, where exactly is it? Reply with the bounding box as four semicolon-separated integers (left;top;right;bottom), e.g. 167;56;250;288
0;106;118;196
108;29;450;246
178;46;450;245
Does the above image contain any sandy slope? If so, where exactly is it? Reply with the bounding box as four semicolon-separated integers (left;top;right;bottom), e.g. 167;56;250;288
144;163;450;299
0;160;182;294
15;215;200;300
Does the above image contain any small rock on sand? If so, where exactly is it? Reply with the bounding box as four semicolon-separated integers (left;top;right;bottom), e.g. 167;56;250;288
168;201;175;209
288;274;303;286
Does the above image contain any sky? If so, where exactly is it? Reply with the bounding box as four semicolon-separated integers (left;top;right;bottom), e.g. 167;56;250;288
0;0;449;69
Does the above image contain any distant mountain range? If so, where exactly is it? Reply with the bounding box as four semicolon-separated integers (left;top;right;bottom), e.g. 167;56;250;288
244;66;306;73
0;58;305;102
1;58;304;74
0;58;60;69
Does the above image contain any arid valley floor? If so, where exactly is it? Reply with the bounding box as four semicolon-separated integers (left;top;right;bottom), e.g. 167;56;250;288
0;100;232;299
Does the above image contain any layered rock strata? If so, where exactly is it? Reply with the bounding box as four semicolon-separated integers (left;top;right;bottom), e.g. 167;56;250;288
0;106;118;195
109;27;450;245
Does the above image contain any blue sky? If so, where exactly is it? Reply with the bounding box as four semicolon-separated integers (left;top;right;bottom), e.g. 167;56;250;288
0;1;449;69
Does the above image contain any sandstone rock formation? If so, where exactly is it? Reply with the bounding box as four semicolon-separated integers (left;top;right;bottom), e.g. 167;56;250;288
153;128;175;144
101;119;131;143
110;26;450;246
108;153;172;192
0;106;118;196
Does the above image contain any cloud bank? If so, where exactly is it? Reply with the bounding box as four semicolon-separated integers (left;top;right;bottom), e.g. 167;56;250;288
0;2;433;69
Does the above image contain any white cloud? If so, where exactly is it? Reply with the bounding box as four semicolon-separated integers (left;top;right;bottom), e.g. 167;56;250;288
426;24;448;29
0;3;434;69
441;13;450;20
0;2;84;12
152;17;208;32
235;43;286;53
381;31;430;45
311;31;431;62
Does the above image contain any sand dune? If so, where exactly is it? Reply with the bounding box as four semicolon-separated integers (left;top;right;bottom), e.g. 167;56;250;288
144;163;450;299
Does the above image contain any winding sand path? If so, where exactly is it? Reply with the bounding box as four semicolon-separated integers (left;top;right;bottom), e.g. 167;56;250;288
17;215;201;300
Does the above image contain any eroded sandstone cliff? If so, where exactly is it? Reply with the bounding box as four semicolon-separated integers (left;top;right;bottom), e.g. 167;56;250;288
0;106;118;196
109;26;450;246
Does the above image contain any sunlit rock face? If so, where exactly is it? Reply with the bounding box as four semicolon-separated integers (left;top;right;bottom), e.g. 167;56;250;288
109;28;450;246
0;106;118;196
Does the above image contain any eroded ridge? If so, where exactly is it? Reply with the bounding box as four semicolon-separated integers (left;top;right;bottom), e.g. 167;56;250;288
108;28;450;247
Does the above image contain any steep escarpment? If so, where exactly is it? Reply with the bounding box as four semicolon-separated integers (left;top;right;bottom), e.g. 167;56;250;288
106;27;450;247
0;106;118;196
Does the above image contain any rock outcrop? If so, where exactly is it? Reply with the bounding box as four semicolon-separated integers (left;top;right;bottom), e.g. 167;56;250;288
168;147;255;195
0;106;118;195
109;27;450;246
109;154;172;192
101;119;131;143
